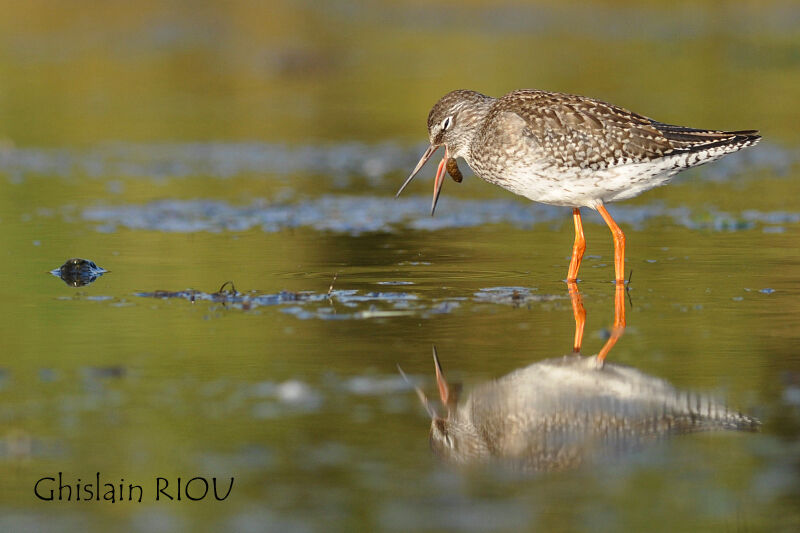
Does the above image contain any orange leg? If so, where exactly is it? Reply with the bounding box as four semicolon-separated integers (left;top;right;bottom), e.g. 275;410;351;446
596;204;625;284
567;281;585;353
596;283;626;364
567;208;586;283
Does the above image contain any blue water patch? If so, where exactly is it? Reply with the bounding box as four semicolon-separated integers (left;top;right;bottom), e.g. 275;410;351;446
81;196;800;236
0;141;424;182
1;140;792;183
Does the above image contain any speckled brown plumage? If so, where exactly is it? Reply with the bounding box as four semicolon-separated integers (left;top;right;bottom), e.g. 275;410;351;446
431;89;761;205
439;89;758;169
399;88;760;282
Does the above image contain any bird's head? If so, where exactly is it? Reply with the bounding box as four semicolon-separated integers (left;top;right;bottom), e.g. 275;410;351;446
396;90;492;215
399;347;488;464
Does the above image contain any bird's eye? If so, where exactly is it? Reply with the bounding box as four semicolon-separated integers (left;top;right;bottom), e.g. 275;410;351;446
441;116;453;131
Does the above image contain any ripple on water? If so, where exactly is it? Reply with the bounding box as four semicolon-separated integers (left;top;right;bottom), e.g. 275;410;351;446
473;286;563;306
2;140;787;183
81;196;800;236
133;286;561;320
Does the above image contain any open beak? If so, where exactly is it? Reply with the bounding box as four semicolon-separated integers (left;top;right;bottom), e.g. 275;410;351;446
396;144;450;216
395;144;440;198
398;347;459;420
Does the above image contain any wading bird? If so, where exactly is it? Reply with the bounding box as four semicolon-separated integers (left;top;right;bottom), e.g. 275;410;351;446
397;89;760;283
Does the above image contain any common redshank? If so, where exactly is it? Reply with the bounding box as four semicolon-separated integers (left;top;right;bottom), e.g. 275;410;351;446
405;348;758;471
397;89;761;283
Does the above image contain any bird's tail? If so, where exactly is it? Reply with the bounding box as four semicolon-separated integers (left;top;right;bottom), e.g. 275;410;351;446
652;121;761;154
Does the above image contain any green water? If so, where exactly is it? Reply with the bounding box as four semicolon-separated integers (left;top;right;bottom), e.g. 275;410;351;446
1;2;799;532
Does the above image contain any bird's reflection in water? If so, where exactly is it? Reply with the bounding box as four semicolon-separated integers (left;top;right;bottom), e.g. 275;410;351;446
568;280;626;361
406;284;758;472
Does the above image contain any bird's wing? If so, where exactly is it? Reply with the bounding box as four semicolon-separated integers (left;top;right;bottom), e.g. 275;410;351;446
485;90;758;170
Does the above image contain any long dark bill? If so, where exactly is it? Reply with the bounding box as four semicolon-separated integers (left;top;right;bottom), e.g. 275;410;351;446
395;144;440;198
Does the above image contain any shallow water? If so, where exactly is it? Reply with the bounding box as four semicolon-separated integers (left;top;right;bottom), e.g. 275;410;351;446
2;2;800;532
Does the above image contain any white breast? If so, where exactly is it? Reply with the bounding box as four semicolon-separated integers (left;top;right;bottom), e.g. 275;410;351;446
468;154;694;208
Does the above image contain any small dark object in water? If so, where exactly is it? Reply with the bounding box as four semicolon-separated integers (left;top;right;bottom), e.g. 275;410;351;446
51;258;108;287
327;272;339;298
215;281;238;297
446;157;462;182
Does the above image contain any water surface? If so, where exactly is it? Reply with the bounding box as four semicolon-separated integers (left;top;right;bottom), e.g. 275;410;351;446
1;2;799;532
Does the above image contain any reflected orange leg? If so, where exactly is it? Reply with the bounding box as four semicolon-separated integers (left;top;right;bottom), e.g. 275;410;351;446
567;281;586;353
596;204;625;284
596;283;626;364
567;208;586;283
